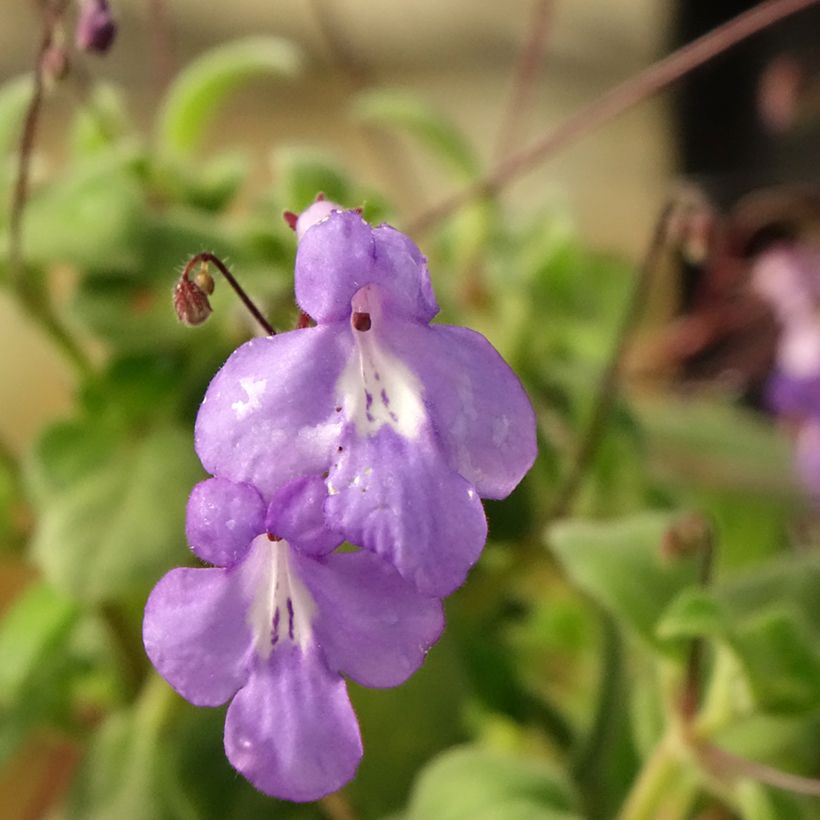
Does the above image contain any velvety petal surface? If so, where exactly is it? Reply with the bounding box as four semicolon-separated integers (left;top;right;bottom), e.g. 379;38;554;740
224;646;362;802
383;321;537;499
143;567;251;706
195;326;351;498
295;210;437;323
265;475;343;557
186;477;265;566
299;549;444;687
325;425;487;596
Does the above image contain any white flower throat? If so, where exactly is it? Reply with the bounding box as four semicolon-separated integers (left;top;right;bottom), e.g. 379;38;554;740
336;286;425;440
245;536;315;658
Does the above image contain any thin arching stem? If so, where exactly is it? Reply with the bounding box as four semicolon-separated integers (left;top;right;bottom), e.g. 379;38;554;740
181;253;275;335
493;0;554;162
8;0;71;286
407;0;820;237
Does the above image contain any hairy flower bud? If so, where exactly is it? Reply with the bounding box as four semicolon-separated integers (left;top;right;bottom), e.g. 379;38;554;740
75;0;117;54
174;276;212;326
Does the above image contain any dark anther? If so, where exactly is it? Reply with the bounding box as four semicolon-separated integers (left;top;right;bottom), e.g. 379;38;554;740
352;311;372;332
283;211;298;231
267;532;282;542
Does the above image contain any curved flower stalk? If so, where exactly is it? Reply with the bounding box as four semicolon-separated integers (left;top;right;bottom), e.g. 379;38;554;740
195;205;537;596
143;475;443;801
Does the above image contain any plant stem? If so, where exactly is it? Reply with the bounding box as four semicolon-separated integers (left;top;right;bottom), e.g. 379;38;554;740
180;253;275;335
8;0;70;287
146;0;176;94
618;733;695;820
407;0;820;236
493;0;553;162
550;198;674;517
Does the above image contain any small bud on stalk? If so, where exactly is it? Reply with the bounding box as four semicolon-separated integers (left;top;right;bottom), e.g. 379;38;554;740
173;275;213;326
75;0;118;54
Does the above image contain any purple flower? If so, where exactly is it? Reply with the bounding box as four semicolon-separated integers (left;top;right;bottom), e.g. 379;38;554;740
143;475;443;801
194;208;537;596
75;0;117;54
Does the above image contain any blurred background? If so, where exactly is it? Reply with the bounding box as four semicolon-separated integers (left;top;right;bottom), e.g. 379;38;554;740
3;1;820;818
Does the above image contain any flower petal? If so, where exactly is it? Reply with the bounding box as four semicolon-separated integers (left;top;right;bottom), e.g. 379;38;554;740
224;646;362;802
384;321;537;499
142;567;251;706
195;326;351;499
265;475;343;557
186;477;265;566
300;549;444;687
295;210;438;323
325;425;487;596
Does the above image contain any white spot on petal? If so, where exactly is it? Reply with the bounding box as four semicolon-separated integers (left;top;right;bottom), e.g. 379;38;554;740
232;377;267;420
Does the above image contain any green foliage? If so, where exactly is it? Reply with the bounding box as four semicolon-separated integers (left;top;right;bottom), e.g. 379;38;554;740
29;423;201;603
351;89;480;179
547;512;700;648
156;37;302;157
401;746;580;820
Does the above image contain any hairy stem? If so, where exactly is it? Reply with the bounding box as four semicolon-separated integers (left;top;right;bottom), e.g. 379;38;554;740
180;253;275;335
407;0;820;236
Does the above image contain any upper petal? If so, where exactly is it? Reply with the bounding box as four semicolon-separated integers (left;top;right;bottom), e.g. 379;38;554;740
384;322;537;499
295;210;438;324
299;549;444;688
224;646;362;802
265;475;344;557
142;566;251;706
195;326;351;499
186;477;265;566
325;425;488;597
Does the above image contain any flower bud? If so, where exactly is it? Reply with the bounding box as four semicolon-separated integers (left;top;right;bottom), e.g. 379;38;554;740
174;276;212;326
75;0;117;55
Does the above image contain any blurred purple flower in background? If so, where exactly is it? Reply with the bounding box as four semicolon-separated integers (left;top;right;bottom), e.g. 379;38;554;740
753;244;820;495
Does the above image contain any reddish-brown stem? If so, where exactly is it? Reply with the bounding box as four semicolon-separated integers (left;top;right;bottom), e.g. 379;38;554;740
146;0;176;94
8;0;70;286
493;0;553;162
702;743;820;797
407;0;820;236
181;253;275;335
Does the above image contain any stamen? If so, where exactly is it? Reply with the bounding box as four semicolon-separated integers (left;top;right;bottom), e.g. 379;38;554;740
352;311;372;331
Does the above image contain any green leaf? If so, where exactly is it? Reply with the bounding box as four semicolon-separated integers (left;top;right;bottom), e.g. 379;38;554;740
404;746;580;820
0;74;33;158
31;425;202;603
70;83;132;158
21;149;146;269
156;37;302;156
656;587;728;641
0;582;79;709
733;606;820;713
352;89;479;178
547;513;701;647
635;395;796;498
